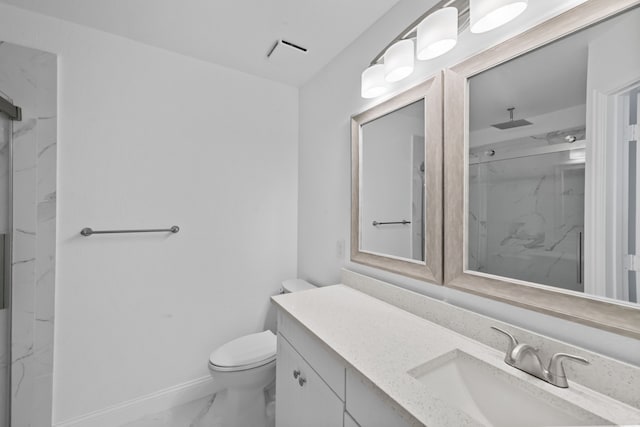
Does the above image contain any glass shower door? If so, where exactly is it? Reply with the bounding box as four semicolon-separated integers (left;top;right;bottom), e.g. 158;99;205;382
468;146;585;292
0;111;10;425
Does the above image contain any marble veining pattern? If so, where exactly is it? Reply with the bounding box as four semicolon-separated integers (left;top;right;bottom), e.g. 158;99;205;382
119;395;217;427
0;40;57;427
468;144;585;293
119;385;276;427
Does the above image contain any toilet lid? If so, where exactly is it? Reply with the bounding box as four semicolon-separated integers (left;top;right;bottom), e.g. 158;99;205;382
209;331;276;368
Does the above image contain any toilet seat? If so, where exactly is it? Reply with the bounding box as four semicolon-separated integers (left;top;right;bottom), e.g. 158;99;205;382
209;330;276;372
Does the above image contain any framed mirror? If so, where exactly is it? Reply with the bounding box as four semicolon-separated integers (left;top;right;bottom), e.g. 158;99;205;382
444;0;640;338
352;74;443;282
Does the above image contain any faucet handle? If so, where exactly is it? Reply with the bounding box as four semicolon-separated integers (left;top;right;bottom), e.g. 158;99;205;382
491;326;518;363
547;353;589;388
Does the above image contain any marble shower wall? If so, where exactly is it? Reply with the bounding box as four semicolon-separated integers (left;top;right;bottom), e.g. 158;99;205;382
468;148;585;292
0;41;57;427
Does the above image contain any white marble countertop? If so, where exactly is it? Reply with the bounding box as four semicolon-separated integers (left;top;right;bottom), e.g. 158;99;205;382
272;285;640;427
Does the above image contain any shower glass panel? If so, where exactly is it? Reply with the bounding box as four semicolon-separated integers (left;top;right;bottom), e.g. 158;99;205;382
468;147;585;292
0;111;10;425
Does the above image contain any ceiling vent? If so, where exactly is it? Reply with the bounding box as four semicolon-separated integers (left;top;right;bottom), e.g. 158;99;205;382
267;39;308;63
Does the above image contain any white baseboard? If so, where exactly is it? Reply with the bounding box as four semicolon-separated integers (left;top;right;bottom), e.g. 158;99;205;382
54;376;217;427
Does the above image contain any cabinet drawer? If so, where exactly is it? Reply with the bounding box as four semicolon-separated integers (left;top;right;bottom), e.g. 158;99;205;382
278;310;346;400
276;335;344;427
346;368;415;427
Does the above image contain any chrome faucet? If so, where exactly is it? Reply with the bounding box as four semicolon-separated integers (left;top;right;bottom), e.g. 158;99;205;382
491;326;589;388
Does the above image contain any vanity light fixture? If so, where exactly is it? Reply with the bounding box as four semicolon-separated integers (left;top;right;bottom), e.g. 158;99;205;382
361;64;388;98
417;7;459;60
360;0;469;99
384;39;415;82
470;0;528;33
360;0;529;99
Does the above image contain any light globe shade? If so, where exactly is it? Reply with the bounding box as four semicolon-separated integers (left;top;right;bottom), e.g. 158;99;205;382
417;7;458;60
361;64;388;98
470;0;528;34
384;39;414;82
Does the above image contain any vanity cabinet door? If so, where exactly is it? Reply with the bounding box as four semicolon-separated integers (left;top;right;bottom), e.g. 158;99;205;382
276;334;344;427
278;310;346;399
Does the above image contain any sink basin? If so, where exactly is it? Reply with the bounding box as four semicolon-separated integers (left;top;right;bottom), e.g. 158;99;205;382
408;350;608;427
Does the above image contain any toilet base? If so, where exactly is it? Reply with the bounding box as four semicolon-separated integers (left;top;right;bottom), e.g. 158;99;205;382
206;344;276;426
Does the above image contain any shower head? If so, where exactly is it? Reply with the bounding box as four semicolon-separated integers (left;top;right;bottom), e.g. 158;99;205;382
491;107;532;130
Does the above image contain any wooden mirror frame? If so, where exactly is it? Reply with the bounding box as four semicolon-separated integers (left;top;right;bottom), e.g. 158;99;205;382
444;0;640;339
352;73;443;283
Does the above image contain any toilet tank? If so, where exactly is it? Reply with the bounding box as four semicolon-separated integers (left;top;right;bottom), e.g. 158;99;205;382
281;278;316;293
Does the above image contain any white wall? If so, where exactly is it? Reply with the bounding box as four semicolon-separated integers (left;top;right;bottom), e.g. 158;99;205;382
0;3;298;424
298;0;640;365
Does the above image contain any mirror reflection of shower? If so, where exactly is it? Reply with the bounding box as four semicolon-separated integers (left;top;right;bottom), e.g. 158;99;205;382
468;126;586;292
467;7;640;305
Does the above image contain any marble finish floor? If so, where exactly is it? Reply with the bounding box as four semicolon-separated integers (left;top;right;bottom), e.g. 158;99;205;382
120;395;216;427
121;386;276;427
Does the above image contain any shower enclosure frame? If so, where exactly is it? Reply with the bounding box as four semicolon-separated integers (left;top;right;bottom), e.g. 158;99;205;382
0;95;16;427
0;97;20;121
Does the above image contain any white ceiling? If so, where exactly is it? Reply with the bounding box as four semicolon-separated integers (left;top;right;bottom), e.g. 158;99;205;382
0;0;402;86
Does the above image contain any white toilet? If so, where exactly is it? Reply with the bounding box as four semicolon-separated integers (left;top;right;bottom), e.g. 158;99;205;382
207;279;316;426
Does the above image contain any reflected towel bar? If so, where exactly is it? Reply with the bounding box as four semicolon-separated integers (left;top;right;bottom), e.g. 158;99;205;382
80;226;180;236
372;220;411;226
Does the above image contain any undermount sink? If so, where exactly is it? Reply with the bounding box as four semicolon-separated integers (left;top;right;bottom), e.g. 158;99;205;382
408;350;609;427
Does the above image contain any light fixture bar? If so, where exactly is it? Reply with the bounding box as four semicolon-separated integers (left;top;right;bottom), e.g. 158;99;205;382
369;0;470;66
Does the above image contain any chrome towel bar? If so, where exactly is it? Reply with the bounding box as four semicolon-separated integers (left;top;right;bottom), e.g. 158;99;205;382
372;220;411;226
80;226;180;237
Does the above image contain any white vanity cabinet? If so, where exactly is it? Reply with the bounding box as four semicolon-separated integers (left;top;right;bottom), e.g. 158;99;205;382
273;285;640;427
276;310;345;427
276;310;416;427
276;336;344;427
